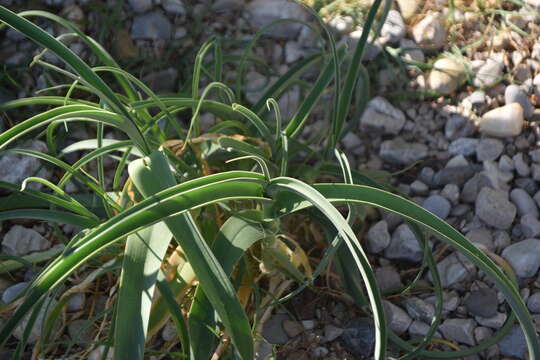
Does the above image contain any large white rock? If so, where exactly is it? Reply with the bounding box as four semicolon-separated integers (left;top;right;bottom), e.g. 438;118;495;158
429;57;467;94
412;12;446;49
478;103;524;137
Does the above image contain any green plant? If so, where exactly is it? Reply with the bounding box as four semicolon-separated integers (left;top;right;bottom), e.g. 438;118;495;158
0;3;539;360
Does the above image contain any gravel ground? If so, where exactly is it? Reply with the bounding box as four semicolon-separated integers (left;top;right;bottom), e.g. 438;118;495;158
2;0;540;359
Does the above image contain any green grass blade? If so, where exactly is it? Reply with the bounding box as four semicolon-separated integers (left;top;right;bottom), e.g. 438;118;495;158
0;209;97;227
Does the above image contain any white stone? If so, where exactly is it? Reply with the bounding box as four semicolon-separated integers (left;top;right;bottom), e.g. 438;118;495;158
478;103;524;137
429;57;467;94
474;59;503;88
412;12;446;49
397;0;421;19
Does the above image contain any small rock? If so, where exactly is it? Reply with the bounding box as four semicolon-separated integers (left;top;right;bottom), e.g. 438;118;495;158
476;138;504;161
429;57;467;94
14;299;59;344
505;84;534;119
431;253;476;287
469;90;487;111
312;347;329;358
67;293;85;312
88;346;114;360
410;180;429;196
0;140;51;190
162;0;186;15
366;220;391;254
448;137;478;156
475;312;507;329
400;39;425;64
440;318;476;346
404;297;435;324
408;320;442;338
131;11;172;40
412;12;446;49
513;153;531;177
380;10;406;44
245;0;309;40
162;321;176;342
359;97;406;135
475;187;516;229
143;68;178;94
379;138;428;165
397;0;421;19
384;224;423;263
328;15;354;33
323;324;344;342
422;195;451;219
68;319;93;344
129;0;152;13
466;228;494;251
499;154;515;172
2;225;51;257
434;165;481;187
284;41;303;64
464;288;498;318
375;266;403;292
478;103;524;137
341;318;375;357
282;320;304;338
527;292;540;313
493;230;511;251
262;314;289;344
510;188;539;218
441;184;460;204
383;301;412;335
499;325;528;359
502;238;540;278
474;59;504;88
1;282;29;304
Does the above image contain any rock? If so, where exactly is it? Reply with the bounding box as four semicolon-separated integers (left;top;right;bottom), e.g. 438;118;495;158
408;320;442;338
143;68;178;94
323;324;344;342
474;59;504;88
425;291;460;314
412;12;446;49
88;346;114;360
14;299;58;344
476;138;504;161
434;165;481;187
410;180;429;196
502;238;540;278
68;319;93;344
476;312;507;329
0;140;51;190
532;149;540;163
528;292;540;313
67;293;85;312
499;325;528;359
212;0;245;12
466;228;494;251
312;347;329;358
493;230;511;251
400;39;425;64
380;10;406;44
282;320;303;338
422;195;451;219
513;153;530;177
429;57;467;94
379;138;428;165
431;253;476;287
129;0;152;13
383;301;412;335
470;90;487;111
341;132;362;152
478;103;524;137
131;11;172;40
375;266;403;292
1;282;29;304
505;84;534;119
445;114;469;140
448;137;478;156
359;97;406;135
262;314;289;344
245;0;309;40
2;225;51;256
284;41;303;64
366;220;391;254
404;297;435;324
440;318;476;346
158;322;177;343
464;288;498;318
384;224;423;263
162;0;186;15
475;187;517;229
341;318;375;357
328;15;354;33
441;183;460;205
510;188;539;218
397;0;421;19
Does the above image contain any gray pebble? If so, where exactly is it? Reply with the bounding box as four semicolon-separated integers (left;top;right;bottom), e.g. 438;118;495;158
502;238;540;278
383;300;412;335
476;138;504;161
441;184;460;204
379;138;428;165
510;188;539;217
129;0;152;13
384;224;423;263
375;266;403;292
422;195;451;219
505;84;534;119
404;297;435;324
499;325;528;359
513;153;531;177
131;11;172;40
475;187;517;229
1;282;29;304
527;292;540;313
380;10;406;44
475;312;507;329
410;180;429;196
466;227;494;251
440;318;476;346
366;220;391;254
360;97;406;135
408;320;442;339
448;138;479;156
2;225;51;257
431;253;476;287
520;214;540;238
341;318;375;357
464;288;498;318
